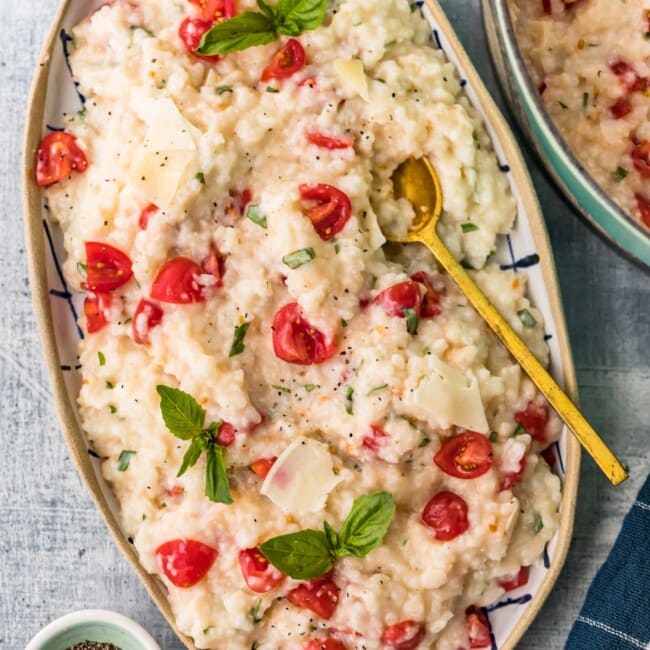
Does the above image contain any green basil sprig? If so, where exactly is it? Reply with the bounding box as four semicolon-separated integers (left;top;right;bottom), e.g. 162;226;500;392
198;0;327;56
259;491;395;579
157;385;233;504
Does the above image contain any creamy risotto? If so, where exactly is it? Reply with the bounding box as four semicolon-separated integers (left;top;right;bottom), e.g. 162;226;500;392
38;0;563;647
511;0;650;229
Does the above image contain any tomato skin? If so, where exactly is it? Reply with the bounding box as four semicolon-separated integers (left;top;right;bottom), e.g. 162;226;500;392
299;183;352;241
410;271;443;318
421;491;469;541
272;302;335;365
215;421;236;447
634;194;650;228
465;606;491;648
362;424;389;453
35;131;88;187
514;402;549;442
287;577;339;619
179;17;220;61
306;132;354;150
610;97;632;120
250;456;277;478
374;281;422;318
261;38;306;81
138;203;159;230
238;547;285;593
84;292;112;334
498;566;529;592
190;0;234;20
303;639;346;650
434;432;493;479
132;298;163;344
380;621;426;650
500;455;526;491
155;538;218;588
85;242;133;292
631;141;650;178
201;245;226;286
610;60;647;92
151;257;206;304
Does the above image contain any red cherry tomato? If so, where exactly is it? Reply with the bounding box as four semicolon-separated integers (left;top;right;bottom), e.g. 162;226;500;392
84;242;133;292
299;183;352;241
465;606;491;648
151;257;206;304
179;17;220;61
514;402;549;442
362;424;389;453
215;421;236;447
610;97;632;120
635;194;650;227
610;60;648;92
238;547;285;593
541;445;557;466
421;491;469;541
500;456;526;491
201;245;226;286
306;132;354;150
228;188;252;217
35;131;88;187
631;141;650;177
84;292;112;334
374;281;422;318
138;203;159;230
498;566;529;592
410;271;443;318
380;621;426;650
287;577;339;619
261;38;305;82
132;298;163;344
189;0;234;20
272;302;335;365
250;456;277;478
434;432;493;479
155;538;218;588
304;639;347;650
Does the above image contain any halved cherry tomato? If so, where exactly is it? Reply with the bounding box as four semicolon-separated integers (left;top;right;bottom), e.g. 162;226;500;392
155;538;217;588
374;281;422;318
304;639;346;650
610;60;648;92
498;566;529;592
514;402;549;442
201;245;226;286
132;298;163;344
250;456;277;478
466;606;491;648
179;17;220;61
434;432;493;479
84;292;112;334
610;97;632;120
215;421;236;447
362;424;388;453
635;194;650;227
631;141;650;177
84;242;133;292
138;203;159;230
35;131;88;187
421;491;469;541
380;621;426;649
189;0;234;21
299;183;352;241
287;577;339;619
151;257;205;304
410;271;443;318
261;38;305;82
500;456;526;491
306;132;354;150
238;547;285;593
272;302;335;365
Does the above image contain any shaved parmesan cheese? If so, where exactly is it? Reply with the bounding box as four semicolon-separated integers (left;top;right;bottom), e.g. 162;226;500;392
260;437;343;514
364;209;386;251
406;355;489;433
333;58;370;101
131;97;198;151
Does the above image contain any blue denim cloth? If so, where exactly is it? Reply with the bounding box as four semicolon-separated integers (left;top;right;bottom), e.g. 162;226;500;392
566;475;650;649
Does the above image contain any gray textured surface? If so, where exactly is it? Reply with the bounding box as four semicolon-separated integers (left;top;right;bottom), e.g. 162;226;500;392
1;1;648;648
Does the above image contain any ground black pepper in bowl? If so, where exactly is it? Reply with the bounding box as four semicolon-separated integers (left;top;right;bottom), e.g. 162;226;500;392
67;643;122;650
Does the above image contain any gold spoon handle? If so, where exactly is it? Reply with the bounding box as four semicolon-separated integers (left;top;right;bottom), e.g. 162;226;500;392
418;230;628;485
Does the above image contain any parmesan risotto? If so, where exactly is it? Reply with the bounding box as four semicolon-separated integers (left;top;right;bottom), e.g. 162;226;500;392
38;0;562;647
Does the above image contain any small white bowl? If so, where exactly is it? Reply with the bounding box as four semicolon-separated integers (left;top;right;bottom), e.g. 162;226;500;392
25;609;161;650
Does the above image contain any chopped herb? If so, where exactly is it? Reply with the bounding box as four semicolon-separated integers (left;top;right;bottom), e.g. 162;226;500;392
246;204;267;228
76;261;87;277
229;321;250;357
369;274;378;289
517;308;537;328
216;85;233;94
532;513;544;534
597;69;602;77
402;538;409;546
305;384;317;392
249;599;263;623
489;431;498;442
587;41;600;47
472;129;479;142
461;222;479;233
109;405;117;414
513;424;526;437
334;242;341;254
558;101;568;109
345;386;354;414
282;247;316;269
582;92;589;109
402;307;419;335
367;384;388;396
195;172;206;184
340;318;348;328
410;2;419;10
418;437;431;448
375;77;386;83
272;384;291;394
106;381;114;390
117;450;136;471
613;166;629;183
97;351;106;366
266;86;280;93
203;626;215;634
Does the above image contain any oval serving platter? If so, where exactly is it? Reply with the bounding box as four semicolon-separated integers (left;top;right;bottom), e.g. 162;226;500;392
23;1;580;648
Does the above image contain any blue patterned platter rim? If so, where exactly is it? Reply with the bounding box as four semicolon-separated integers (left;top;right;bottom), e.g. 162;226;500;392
22;1;581;648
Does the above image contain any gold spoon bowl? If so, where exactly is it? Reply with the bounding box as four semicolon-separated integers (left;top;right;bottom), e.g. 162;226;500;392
391;157;627;486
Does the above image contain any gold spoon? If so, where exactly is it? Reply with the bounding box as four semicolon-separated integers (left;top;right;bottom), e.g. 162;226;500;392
390;157;627;486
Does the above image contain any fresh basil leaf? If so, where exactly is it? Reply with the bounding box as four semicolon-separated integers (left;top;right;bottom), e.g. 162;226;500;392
278;0;327;31
206;444;233;504
259;529;334;579
246;204;267;228
282;247;315;269
117;450;136;472
402;307;419;335
336;491;395;558
277;20;302;36
257;0;278;20
323;520;339;550
198;12;277;55
157;385;205;440
229;321;251;357
178;437;204;477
